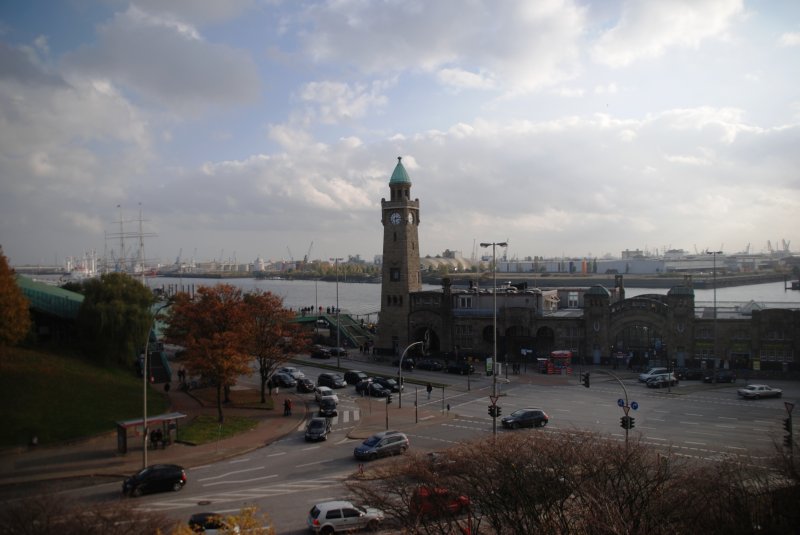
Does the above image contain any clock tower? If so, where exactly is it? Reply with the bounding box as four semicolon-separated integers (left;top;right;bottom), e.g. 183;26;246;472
377;157;421;355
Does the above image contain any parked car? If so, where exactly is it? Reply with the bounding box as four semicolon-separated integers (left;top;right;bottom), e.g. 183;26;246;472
315;385;339;403
674;367;703;380
122;464;186;497
354;431;409;460
277;366;305;380
416;358;444;371
296;377;316;393
737;384;783;399
501;408;549;429
703;370;737;383
392;358;415;370
447;362;474;375
373;376;402;393
317;372;347;389
187;512;224;533
344;370;368;385
318;397;338;417
272;372;297;388
638;367;669;382
410;486;470;517
307;500;384;534
646;373;678;388
305;417;332;441
329;347;349;357
310;345;332;359
356;380;390;398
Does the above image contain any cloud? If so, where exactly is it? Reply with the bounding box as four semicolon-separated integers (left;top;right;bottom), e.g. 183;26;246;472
299;0;586;94
0;41;65;86
297;79;390;124
779;32;800;47
592;0;745;67
63;5;260;115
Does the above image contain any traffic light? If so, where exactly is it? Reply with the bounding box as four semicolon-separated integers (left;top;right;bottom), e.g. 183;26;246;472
488;405;495;417
496;406;502;417
581;372;590;388
620;416;628;429
386;394;392;404
784;435;793;448
628;416;635;429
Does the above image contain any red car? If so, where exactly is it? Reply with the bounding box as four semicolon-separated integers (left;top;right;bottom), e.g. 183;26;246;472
410;486;470;517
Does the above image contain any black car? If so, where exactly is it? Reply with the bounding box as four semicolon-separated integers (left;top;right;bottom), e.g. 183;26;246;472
329;347;349;357
373;377;402;393
675;367;703;380
123;464;186;497
318;397;338;417
447;362;474;375
296;377;316;393
392;358;415;370
344;370;368;385
310;345;331;359
703;370;737;384
188;512;223;532
501;408;549;429
305;417;332;441
272;372;297;388
357;380;390;398
417;358;444;371
317;372;347;389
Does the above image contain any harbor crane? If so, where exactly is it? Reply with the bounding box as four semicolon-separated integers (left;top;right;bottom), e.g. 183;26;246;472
303;241;314;264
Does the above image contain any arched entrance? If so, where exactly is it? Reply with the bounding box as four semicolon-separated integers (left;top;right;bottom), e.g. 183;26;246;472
611;322;665;369
411;326;440;356
535;326;555;357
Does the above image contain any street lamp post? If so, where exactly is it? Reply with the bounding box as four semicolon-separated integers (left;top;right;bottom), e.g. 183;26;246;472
398;340;424;409
143;301;171;469
480;241;507;437
330;258;343;368
707;250;722;375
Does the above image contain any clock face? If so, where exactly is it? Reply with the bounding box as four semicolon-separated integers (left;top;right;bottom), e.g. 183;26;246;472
390;212;401;225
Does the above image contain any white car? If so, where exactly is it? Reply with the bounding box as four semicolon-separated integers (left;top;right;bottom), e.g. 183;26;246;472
307;500;383;533
314;386;339;403
638;367;669;382
737;384;782;399
278;366;305;380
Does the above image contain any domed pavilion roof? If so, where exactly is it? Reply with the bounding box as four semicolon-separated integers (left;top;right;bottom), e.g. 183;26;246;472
389;156;411;185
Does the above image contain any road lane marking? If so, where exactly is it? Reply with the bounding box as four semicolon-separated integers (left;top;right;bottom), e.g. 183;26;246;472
678;421;699;425
198;466;266;481
685;441;706;446
203;474;278;487
267;452;286;457
228;458;251;464
296;460;327;468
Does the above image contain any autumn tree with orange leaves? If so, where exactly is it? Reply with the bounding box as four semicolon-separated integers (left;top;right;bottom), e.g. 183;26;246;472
243;290;308;404
0;247;31;367
164;285;253;423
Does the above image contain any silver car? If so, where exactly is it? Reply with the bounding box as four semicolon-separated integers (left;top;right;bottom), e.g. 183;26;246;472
737;384;782;399
307;500;383;533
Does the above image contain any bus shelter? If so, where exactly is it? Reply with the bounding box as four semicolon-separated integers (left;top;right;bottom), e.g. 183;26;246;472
115;412;186;454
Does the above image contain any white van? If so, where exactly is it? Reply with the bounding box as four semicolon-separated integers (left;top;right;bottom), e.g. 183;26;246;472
638;367;668;382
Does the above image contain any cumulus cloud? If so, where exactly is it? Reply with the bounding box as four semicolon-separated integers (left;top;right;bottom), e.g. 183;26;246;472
779;32;800;46
63;5;260;115
592;0;745;67
297;79;390;124
300;0;586;94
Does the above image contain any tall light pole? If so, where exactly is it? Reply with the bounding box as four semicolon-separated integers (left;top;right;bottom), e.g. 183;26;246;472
330;257;343;368
143;301;171;469
707;250;722;373
481;241;507;437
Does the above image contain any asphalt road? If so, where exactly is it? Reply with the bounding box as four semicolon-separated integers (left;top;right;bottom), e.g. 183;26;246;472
60;360;798;534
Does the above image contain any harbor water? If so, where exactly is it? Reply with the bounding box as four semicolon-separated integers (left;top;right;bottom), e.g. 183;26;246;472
148;277;799;318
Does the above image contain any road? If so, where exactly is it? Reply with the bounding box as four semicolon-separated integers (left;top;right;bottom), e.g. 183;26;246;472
66;359;798;534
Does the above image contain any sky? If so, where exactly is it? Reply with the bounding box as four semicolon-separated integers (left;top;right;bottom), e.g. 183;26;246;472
1;0;799;269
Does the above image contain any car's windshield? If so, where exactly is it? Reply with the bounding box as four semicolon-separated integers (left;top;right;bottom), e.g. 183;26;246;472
309;421;324;429
510;409;526;417
363;436;380;446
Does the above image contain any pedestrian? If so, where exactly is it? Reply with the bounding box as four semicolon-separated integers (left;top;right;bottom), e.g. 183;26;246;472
268;377;273;396
287;398;293;416
426;382;433;400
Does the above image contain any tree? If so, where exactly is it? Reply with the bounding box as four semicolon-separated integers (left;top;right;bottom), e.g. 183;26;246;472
0;247;31;367
164;284;253;423
75;272;154;367
242;290;308;403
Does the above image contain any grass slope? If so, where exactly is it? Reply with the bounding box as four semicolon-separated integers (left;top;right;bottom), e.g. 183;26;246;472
0;347;167;448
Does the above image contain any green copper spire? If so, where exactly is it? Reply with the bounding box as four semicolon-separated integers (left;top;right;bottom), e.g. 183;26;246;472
389;156;411;184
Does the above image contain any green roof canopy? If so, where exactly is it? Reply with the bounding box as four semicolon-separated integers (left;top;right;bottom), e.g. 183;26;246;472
389;156;411;184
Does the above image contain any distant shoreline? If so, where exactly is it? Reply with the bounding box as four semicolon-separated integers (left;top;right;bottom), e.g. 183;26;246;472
157;270;793;289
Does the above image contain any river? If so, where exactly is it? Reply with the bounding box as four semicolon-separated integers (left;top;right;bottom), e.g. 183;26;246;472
148;277;799;317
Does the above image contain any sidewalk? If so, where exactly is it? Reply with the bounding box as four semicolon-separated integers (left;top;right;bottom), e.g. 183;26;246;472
0;384;308;496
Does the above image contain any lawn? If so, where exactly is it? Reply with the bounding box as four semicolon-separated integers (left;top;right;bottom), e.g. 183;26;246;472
177;414;260;445
0;347;168;448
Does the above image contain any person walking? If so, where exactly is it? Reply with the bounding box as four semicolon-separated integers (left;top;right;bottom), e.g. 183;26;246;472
426;382;433;400
283;398;290;416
